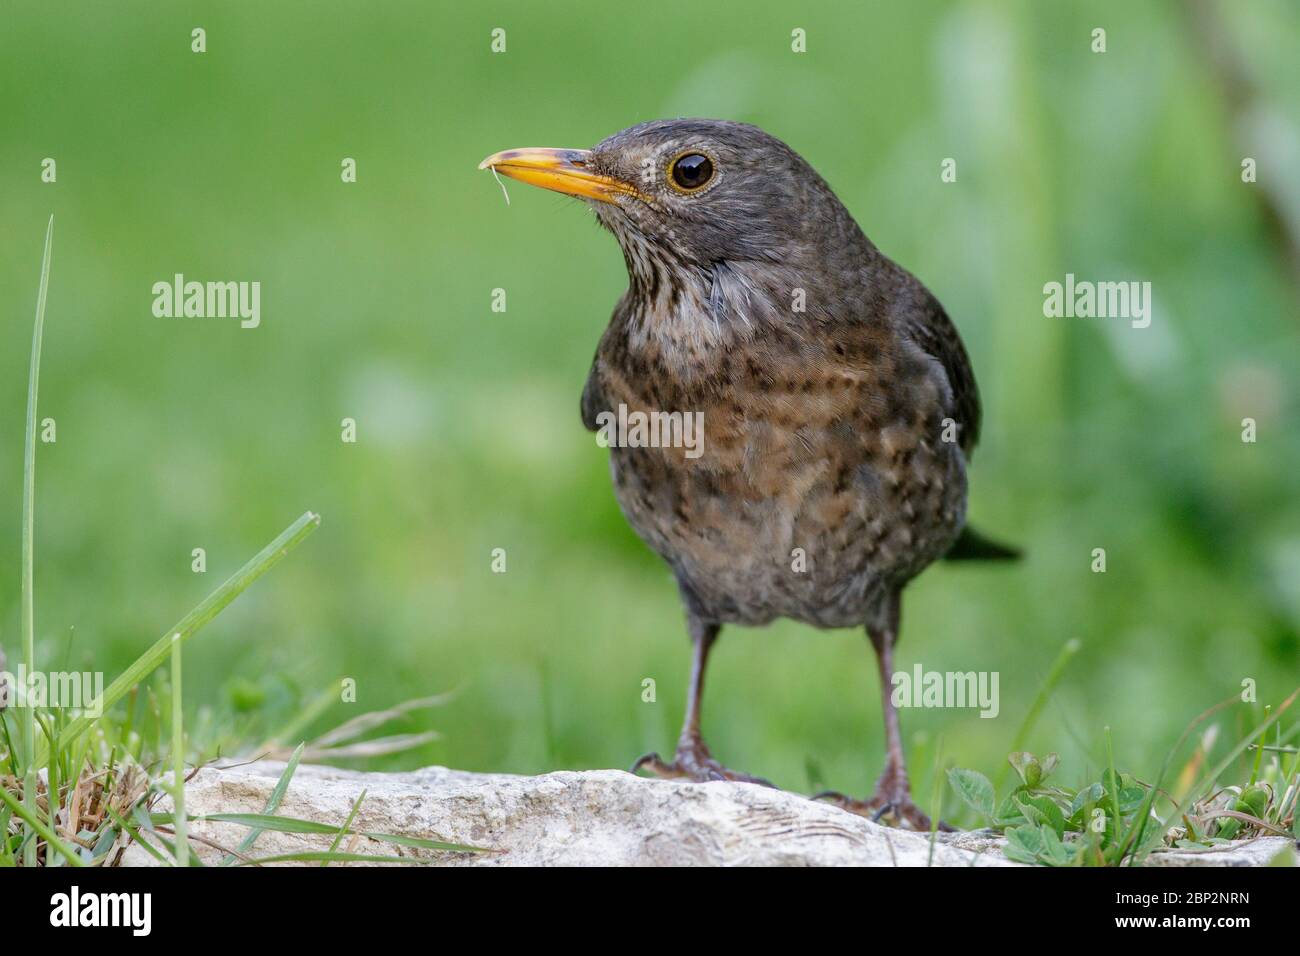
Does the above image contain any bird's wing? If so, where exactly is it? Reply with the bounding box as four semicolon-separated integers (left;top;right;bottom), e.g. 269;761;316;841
902;292;982;456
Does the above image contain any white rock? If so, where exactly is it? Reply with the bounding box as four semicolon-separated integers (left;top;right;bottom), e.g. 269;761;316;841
120;762;1296;867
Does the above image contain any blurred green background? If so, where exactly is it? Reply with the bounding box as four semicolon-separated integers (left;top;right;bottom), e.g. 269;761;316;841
2;0;1298;799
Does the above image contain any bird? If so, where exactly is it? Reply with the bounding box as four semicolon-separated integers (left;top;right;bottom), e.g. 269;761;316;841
480;119;1017;829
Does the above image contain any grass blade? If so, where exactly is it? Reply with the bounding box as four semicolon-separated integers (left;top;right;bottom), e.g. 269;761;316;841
170;634;187;867
234;851;428;866
155;811;485;852
324;789;367;866
993;638;1079;790
1161;688;1299;841
19;215;54;866
0;782;84;867
105;804;170;866
353;831;483;853
260;682;343;750
220;742;305;866
53;511;321;753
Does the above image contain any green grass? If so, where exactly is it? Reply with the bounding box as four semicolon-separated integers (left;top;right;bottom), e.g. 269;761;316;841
1;221;474;866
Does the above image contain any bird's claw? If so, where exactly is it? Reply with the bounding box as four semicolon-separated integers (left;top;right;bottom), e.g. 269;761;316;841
629;744;774;787
629;751;670;775
812;789;953;831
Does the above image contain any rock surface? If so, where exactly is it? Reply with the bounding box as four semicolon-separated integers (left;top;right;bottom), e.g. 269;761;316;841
122;761;1297;867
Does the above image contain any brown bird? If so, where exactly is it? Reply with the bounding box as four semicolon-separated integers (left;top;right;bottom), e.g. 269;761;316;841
481;119;1016;829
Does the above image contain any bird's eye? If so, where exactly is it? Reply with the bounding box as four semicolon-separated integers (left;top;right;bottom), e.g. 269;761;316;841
669;153;714;192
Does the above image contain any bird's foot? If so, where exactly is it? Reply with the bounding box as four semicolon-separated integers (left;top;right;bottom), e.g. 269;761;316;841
630;739;774;787
812;788;953;832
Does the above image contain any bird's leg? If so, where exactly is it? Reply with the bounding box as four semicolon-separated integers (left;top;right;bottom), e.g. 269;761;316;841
815;597;953;831
630;619;773;786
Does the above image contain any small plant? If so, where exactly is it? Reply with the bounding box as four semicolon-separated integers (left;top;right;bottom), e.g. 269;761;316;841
949;751;1152;866
948;692;1300;866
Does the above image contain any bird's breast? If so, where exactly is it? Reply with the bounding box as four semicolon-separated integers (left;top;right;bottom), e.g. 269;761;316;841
594;337;967;627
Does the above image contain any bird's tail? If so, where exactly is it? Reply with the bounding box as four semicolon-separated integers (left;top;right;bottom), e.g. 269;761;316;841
945;525;1022;562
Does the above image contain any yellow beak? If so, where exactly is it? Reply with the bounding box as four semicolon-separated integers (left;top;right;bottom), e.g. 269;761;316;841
478;148;643;204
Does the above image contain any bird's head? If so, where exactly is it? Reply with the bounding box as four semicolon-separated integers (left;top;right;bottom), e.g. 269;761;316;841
480;119;869;281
